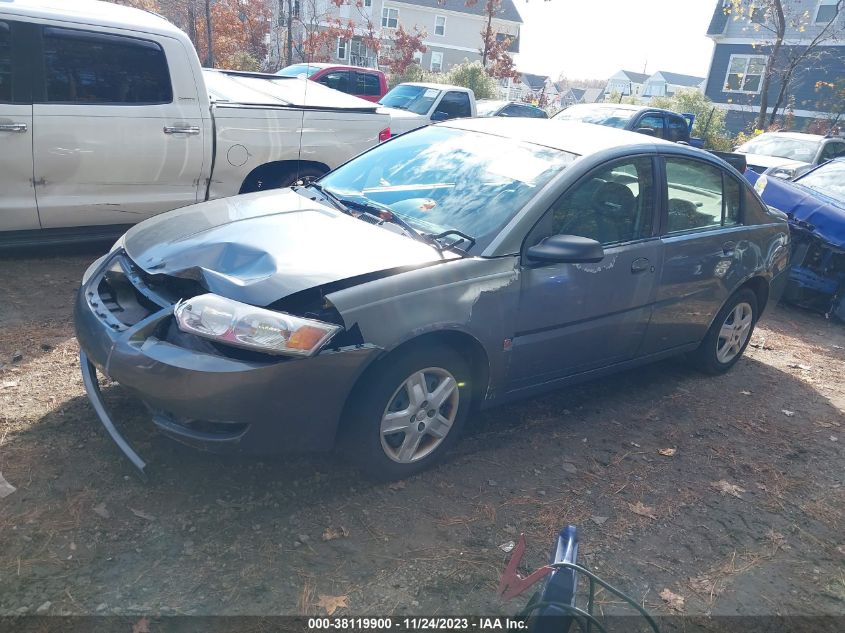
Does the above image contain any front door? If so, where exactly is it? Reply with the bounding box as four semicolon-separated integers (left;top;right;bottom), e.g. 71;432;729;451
0;19;38;231
32;26;205;229
508;156;662;389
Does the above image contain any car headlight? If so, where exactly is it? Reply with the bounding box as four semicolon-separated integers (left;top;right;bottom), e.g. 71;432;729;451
764;165;795;180
174;294;341;357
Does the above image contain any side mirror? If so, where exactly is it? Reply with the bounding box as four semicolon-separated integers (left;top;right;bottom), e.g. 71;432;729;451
431;110;449;121
635;127;657;137
526;234;604;265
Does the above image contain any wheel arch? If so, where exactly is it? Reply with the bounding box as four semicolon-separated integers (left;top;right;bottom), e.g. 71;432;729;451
238;160;331;194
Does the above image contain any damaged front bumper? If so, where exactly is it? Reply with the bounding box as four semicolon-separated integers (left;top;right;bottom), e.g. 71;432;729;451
75;252;380;476
783;225;845;320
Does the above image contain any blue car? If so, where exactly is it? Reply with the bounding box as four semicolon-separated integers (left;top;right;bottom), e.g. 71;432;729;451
745;159;845;319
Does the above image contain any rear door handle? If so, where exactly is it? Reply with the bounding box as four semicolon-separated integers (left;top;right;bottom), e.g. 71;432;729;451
163;125;200;135
631;257;651;274
722;241;736;256
0;123;27;133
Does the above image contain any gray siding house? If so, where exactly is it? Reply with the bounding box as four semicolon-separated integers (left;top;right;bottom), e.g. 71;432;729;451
704;0;845;133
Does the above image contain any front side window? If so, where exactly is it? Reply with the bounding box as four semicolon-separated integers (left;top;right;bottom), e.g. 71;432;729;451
434;16;446;36
317;71;353;94
381;7;399;28
724;54;766;93
549;158;656;245
436;91;471;119
820;141;845;161
636;114;664;138
665;158;741;233
42;27;171;104
318;126;576;252
430;51;443;72
0;21;10;102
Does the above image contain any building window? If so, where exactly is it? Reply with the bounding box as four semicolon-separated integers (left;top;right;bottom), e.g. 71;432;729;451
723;54;766;93
430;51;443;73
413;50;423;64
381;7;398;28
364;0;372;6
434;15;446;36
336;37;347;60
815;0;840;23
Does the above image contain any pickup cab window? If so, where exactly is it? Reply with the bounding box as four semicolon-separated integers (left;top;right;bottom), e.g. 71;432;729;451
666;115;689;142
636;113;664;138
0;22;10;102
42;27;172;104
357;72;382;97
436;91;471;119
317;71;353;93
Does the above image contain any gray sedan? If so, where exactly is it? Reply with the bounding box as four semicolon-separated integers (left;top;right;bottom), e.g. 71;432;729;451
75;119;791;480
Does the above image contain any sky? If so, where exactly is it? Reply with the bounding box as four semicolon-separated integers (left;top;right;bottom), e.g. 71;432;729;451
513;0;718;81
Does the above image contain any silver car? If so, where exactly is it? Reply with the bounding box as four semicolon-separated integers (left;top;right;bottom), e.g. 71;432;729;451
75;119;791;480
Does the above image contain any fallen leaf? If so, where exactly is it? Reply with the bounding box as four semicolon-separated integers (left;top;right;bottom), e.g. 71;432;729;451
628;501;657;520
590;516;608;525
1;380;18;389
499;540;515;552
781;409;795;417
92;503;111;519
129;507;155;521
132;617;151;633
658;448;677;457
712;480;746;498
388;481;406;491
316;594;348;616
322;526;349;541
831;436;839;442
660;588;685;612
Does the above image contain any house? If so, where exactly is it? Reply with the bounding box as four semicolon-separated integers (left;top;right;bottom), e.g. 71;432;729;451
704;0;845;133
603;70;649;99
497;72;558;105
268;0;523;74
642;71;706;99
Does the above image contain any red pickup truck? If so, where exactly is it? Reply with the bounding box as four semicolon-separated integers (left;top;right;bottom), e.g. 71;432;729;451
275;63;388;102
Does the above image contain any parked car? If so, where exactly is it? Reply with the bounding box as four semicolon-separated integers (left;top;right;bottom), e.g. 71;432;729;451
275;63;388;102
735;131;845;178
378;83;477;135
745;160;845;320
552;103;694;143
76;120;790;480
0;0;389;246
476;99;548;119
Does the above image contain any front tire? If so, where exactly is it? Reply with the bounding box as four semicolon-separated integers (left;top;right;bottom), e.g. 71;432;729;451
341;345;473;481
691;288;758;374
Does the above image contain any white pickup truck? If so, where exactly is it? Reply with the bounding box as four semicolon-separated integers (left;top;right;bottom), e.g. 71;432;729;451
0;0;390;245
378;83;477;136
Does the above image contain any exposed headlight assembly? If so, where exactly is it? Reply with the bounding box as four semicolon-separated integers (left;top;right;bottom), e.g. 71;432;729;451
174;294;341;357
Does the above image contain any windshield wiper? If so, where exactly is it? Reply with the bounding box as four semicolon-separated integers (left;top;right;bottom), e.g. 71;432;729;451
333;195;444;251
427;229;477;254
301;183;351;214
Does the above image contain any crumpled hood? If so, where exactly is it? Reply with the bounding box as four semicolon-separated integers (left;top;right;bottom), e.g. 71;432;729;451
377;106;429;135
750;173;845;249
739;152;806;173
123;189;445;306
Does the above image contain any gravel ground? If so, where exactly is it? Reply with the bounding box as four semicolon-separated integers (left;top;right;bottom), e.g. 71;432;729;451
0;246;843;631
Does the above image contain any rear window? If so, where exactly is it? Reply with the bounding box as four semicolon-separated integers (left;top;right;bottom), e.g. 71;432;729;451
0;22;10;102
43;27;172;104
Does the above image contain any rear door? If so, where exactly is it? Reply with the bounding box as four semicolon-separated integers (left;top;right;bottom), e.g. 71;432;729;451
32;25;205;228
0;19;38;231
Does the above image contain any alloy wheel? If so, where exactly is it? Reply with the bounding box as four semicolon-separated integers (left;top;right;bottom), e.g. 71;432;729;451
716;302;754;364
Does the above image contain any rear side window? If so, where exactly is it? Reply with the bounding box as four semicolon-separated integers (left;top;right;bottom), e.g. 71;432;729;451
0;22;10;102
357;72;381;96
436;91;471;119
42;27;172;104
666;116;688;142
665;158;741;233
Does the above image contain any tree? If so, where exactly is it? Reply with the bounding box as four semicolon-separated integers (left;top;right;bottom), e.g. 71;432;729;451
447;60;498;99
382;25;427;75
723;0;844;129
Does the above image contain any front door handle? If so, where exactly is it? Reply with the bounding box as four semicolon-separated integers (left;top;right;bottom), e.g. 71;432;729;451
163;125;200;135
0;123;27;133
631;257;651;274
722;241;736;256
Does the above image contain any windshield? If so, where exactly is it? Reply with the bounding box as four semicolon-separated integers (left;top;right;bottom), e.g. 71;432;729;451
379;85;441;114
796;160;845;203
318;126;577;252
738;135;821;162
476;101;505;116
275;64;320;78
552;104;636;128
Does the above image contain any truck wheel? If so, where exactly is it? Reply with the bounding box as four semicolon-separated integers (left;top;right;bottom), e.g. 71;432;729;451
340;345;473;481
690;289;758;375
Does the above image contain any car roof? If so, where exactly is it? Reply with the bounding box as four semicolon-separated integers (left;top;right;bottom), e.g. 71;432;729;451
291;63;382;73
0;0;184;39
443;118;676;155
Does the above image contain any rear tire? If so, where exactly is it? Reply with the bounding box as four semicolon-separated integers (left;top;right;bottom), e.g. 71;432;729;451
691;288;758;374
340;345;473;481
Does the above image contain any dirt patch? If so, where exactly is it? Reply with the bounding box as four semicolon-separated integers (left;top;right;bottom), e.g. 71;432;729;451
0;248;843;624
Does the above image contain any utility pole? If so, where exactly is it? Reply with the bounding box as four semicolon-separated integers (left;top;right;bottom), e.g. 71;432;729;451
204;0;214;67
